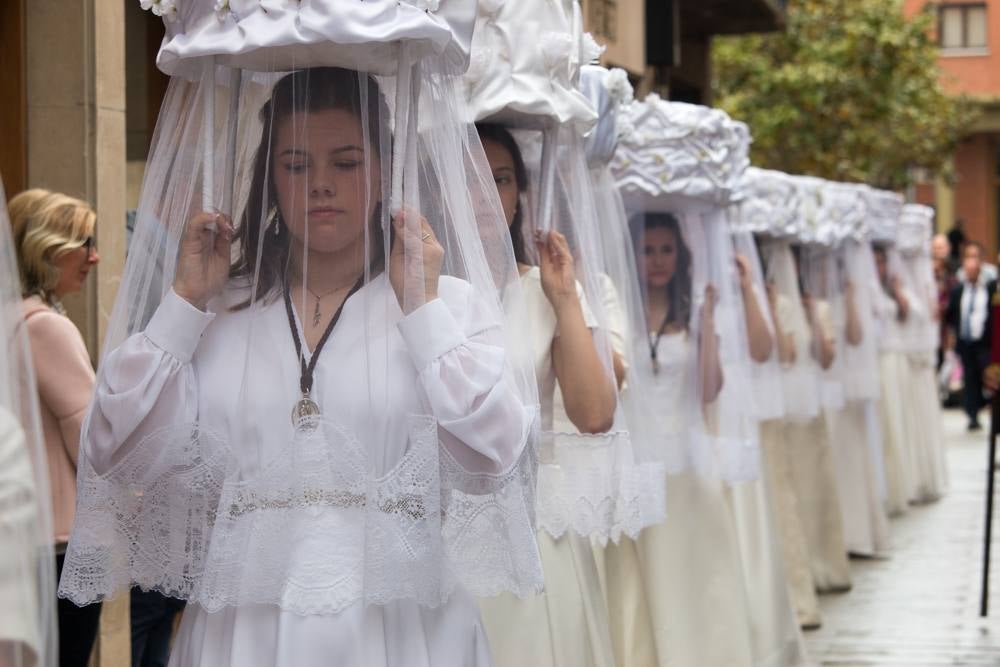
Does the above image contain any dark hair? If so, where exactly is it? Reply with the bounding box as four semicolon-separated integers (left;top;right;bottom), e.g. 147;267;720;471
230;67;389;309
633;211;692;331
962;240;984;258
475;123;530;265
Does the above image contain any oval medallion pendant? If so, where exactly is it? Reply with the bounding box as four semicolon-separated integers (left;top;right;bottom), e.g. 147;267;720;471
292;394;321;431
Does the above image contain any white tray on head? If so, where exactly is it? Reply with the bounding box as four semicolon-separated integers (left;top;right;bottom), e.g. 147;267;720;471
145;0;477;77
611;94;750;213
862;186;904;245
897;203;934;255
463;0;597;129
821;181;868;243
729;167;798;237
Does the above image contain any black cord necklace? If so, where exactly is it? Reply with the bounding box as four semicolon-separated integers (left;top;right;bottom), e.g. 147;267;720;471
283;276;365;428
648;309;673;375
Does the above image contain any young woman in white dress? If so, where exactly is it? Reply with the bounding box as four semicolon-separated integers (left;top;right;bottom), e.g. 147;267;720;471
781;245;852;593
756;238;824;628
823;244;890;558
476;123;619;667
728;244;809;664
627;211;757;667
872;244;916;516
898;209;948;502
59;66;543;667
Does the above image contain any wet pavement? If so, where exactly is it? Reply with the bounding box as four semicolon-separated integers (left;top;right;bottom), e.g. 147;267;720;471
804;408;1000;666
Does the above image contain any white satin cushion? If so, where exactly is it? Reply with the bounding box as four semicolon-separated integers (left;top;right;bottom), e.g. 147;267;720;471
463;0;596;129
729;167;799;236
863;186;904;244
153;0;477;77
611;94;750;210
897;203;933;254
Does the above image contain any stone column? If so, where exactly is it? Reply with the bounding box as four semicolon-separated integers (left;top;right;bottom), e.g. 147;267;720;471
26;0;127;365
25;2;130;666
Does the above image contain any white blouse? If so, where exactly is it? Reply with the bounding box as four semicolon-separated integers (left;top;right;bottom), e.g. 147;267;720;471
64;274;537;667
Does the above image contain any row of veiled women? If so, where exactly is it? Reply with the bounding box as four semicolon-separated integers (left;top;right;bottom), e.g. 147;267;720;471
1;0;946;665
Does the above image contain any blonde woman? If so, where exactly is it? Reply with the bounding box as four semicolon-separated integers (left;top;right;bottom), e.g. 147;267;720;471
10;188;101;667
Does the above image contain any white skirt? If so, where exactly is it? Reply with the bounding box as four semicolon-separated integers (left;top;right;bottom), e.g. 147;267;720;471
782;417;852;592
478;530;615;667
595;536;657;667
759;420;821;628
632;472;755;666
878;351;916;515
825;402;891;557
729;476;810;666
905;355;948;503
169;592;492;667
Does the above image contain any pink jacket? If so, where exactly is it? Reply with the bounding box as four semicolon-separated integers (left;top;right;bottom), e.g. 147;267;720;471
22;296;95;544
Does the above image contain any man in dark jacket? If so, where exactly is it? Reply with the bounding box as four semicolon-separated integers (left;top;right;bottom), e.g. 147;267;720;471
947;241;997;430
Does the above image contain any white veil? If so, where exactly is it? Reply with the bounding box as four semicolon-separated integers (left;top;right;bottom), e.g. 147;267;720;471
464;1;650;544
59;0;544;620
0;175;58;667
613;95;761;483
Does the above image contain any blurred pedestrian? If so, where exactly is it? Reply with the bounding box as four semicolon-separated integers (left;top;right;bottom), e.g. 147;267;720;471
10;188;101;667
947;219;966;267
947;241;996;431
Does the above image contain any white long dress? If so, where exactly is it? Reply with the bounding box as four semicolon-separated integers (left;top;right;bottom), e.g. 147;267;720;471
626;331;756;667
81;275;530;667
758;296;821;628
782;301;852;592
905;350;948;503
825;295;890;558
479;267;615;667
874;291;915;516
759;420;821;629
729;475;809;666
0;409;44;662
825;402;890;557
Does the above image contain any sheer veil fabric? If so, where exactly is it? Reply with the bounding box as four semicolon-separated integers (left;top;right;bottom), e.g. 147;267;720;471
464;2;642;665
58;2;543;664
726;172;810;662
610;94;761;667
772;175;851;593
579;64;667;667
897;204;947;502
0;176;59;667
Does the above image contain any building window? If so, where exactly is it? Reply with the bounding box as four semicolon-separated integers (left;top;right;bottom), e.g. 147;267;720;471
939;3;988;50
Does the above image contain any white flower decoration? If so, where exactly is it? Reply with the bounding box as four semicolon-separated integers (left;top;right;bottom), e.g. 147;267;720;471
214;0;231;19
581;33;605;65
147;0;177;20
603;68;633;105
615;113;636;143
540;32;573;74
139;0;156;9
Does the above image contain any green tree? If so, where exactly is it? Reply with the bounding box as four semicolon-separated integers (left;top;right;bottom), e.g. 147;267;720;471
712;0;975;189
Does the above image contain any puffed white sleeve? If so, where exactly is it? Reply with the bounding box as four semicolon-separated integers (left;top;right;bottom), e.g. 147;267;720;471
396;278;532;475
83;289;215;474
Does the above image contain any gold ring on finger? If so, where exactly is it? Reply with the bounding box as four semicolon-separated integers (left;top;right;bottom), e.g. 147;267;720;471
421;232;432;241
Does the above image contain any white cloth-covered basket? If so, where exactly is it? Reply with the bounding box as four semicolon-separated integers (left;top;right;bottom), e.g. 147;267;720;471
612;94;750;212
147;0;476;76
462;0;597;128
